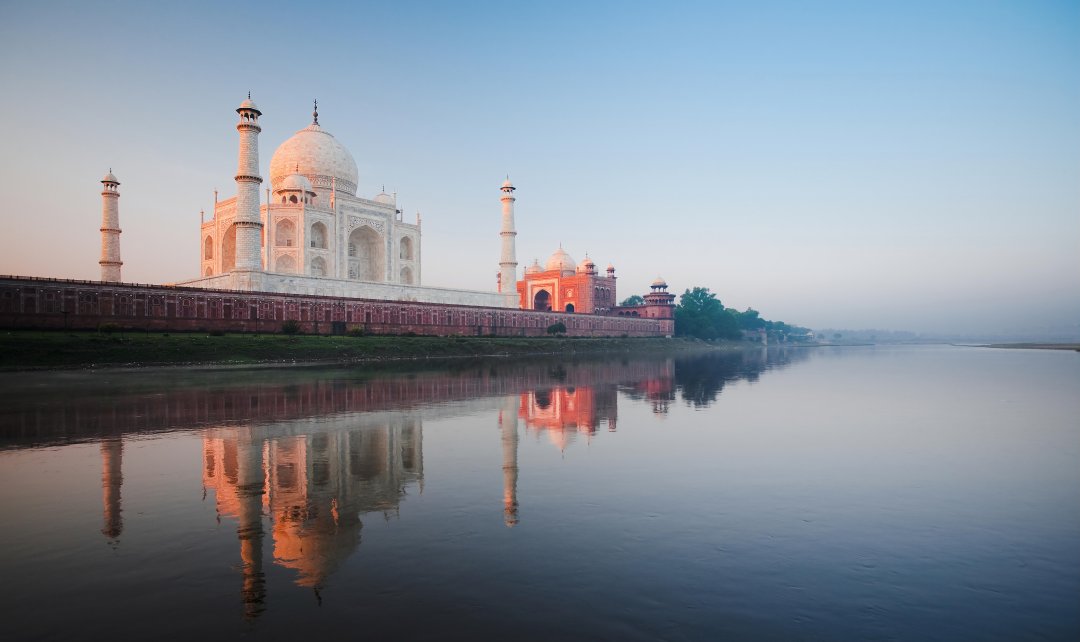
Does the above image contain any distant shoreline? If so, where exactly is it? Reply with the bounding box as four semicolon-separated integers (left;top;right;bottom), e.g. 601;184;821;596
982;343;1080;351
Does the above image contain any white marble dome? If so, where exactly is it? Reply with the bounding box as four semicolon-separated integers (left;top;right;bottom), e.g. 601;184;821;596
101;171;119;184
270;123;358;196
373;190;395;205
525;259;542;275
651;276;668;289
278;173;313;193
577;256;596;274
546;247;576;274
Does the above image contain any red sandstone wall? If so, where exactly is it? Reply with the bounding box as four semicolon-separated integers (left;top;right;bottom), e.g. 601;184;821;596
0;276;674;337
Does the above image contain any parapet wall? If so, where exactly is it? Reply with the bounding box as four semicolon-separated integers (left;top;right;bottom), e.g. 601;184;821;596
0;276;674;337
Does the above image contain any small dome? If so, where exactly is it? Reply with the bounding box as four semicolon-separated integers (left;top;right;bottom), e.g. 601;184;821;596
606;263;616;272
546;247;576;274
237;97;261;114
279;173;313;192
577;256;596;274
525;259;542;275
651;276;668;289
101;171;119;184
270;122;359;196
502;178;514;189
373;191;395;205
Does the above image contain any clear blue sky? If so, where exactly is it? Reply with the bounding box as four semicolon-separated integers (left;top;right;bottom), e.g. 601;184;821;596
2;0;1077;336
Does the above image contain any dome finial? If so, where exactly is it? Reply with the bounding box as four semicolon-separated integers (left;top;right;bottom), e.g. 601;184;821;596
313;99;319;125
247;91;251;99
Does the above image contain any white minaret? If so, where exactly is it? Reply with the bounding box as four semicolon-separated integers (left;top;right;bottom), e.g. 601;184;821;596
499;178;517;293
233;94;264;272
99;170;122;282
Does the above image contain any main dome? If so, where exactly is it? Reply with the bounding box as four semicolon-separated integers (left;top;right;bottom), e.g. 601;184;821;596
269;124;359;196
545;247;576;274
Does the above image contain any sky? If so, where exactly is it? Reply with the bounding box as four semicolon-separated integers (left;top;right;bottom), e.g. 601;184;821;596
1;0;1077;337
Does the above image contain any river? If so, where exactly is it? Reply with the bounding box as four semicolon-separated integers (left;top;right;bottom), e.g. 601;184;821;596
0;345;1076;640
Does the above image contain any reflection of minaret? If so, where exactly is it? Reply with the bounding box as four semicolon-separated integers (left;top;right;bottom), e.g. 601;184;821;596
499;396;519;527
100;438;123;544
235;435;266;620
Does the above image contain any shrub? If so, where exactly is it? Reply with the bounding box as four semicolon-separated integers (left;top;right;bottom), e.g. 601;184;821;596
346;327;365;337
282;320;301;335
546;322;567;336
98;323;120;335
208;329;225;337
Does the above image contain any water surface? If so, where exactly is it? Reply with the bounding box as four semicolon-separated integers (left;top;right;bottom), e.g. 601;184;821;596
0;346;1076;640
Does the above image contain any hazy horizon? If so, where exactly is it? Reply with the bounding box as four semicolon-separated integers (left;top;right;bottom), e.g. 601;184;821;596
1;1;1076;338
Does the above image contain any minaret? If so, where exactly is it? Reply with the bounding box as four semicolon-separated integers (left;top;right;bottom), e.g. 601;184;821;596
99;170;122;282
498;178;517;294
233;94;264;272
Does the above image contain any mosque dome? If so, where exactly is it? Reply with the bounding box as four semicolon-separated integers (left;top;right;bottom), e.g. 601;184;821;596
525;259;542;275
651;276;668;289
237;97;261;114
278;173;313;193
545;247;576;274
577;256;596;274
270;123;359;196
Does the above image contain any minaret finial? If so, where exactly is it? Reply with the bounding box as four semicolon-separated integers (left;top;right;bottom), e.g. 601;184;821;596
313;99;319;125
248;91;251;99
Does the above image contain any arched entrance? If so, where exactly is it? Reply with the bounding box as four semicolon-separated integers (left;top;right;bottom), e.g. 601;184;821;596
400;266;413;285
348;225;384;281
533;289;551;311
221;225;236;273
565;303;575;313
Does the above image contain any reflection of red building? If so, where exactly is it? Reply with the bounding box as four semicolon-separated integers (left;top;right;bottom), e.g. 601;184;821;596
518;385;618;450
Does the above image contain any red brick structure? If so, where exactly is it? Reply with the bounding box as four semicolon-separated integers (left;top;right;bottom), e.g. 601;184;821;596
517;249;619;314
0;275;673;337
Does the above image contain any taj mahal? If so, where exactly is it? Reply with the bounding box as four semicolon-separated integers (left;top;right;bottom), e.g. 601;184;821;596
0;94;679;337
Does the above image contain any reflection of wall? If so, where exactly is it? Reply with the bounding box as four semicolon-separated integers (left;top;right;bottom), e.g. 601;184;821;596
201;415;423;616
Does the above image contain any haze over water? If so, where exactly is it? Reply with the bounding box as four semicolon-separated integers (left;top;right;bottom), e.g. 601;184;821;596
0;346;1077;640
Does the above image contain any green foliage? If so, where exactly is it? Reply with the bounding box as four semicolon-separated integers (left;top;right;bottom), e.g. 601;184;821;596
97;322;120;335
347;327;366;337
281;320;301;335
546;322;567;336
620;295;644;307
674;287;741;340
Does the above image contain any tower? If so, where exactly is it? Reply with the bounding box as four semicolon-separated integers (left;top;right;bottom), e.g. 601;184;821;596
498;178;517;293
499;395;520;527
99;170;122;282
233;94;264;272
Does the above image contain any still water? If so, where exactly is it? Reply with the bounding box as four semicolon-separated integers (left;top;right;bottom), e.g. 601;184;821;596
0;346;1077;640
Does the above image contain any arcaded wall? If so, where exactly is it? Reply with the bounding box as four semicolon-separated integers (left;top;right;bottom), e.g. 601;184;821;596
0;276;674;337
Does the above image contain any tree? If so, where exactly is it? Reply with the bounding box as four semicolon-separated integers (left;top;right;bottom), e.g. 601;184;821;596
620;295;644;307
674;287;741;340
546;322;567;336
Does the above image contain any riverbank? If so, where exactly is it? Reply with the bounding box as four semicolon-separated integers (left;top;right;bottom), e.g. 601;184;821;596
984;343;1080;351
0;330;741;371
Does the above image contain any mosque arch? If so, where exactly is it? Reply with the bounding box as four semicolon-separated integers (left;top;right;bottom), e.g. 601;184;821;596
399;236;413;260
348;225;384;281
275;254;297;273
275;219;296;247
310;256;327;277
221;225;237;273
310;222;328;249
204;236;213;260
204;266;213;276
400;266;413;285
289;195;298;204
565;303;575;313
533;289;551;311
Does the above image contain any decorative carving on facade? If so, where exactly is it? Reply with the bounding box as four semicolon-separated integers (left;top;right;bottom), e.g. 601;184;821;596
349;216;385;233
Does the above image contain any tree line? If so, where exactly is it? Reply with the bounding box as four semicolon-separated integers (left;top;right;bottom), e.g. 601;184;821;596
622;287;810;342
